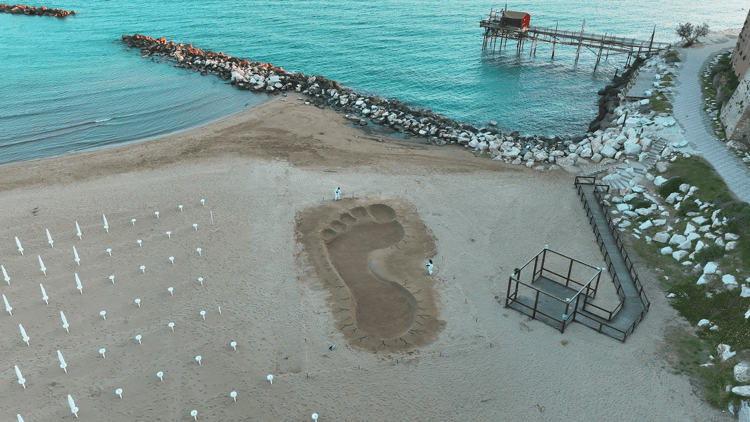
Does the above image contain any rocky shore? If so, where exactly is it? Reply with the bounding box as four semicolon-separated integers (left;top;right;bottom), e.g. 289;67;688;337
0;4;75;17
121;34;679;174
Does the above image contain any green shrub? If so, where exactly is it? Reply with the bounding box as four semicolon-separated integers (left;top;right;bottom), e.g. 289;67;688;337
694;244;725;264
632;200;651;210
700;362;740;408
721;201;750;235
677;201;700;216
658;176;686;198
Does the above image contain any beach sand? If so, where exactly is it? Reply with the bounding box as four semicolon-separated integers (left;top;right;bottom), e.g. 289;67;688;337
0;97;732;421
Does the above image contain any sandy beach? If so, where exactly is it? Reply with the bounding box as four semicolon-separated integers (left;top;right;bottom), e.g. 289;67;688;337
0;96;733;421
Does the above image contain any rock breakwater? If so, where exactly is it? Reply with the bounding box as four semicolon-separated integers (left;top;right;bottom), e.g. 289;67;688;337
0;4;75;17
121;34;677;175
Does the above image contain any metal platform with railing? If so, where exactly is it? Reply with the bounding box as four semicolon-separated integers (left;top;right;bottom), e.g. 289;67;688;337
504;177;651;342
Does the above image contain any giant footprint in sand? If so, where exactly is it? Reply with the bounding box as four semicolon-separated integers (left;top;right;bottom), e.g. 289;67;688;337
322;205;417;339
297;200;441;351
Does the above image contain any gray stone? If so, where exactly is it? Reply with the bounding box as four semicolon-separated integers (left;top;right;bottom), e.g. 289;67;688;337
655;161;668;173
733;386;750;397
669;234;687;245
654;176;668;186
739;400;750;422
653;232;670;243
665;192;679;204
742;285;750;298
600;144;617;158
672;250;688;261
719;344;737;362
727;241;738;251
735;362;750;383
591;153;603;163
660;246;673;255
624;143;642;156
703;262;718;274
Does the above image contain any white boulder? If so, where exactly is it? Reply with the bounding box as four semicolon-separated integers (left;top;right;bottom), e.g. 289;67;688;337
703;262;718;274
600;144;617;158
660;246;673;255
719;344;737;362
726;233;740;241
723;274;738;286
669;234;687;245
742;285;750;298
736;362;750;383
654;176;668;186
697;319;711;327
672;250;688;261
653;232;670;243
733;386;750;397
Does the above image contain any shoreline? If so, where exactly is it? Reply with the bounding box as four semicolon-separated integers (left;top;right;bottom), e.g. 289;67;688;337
0;88;733;421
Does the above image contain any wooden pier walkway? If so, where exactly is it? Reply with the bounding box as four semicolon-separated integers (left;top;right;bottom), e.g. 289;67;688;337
480;10;672;69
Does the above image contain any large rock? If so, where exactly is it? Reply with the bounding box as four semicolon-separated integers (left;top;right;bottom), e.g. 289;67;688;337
740;400;750;422
624;142;642;156
723;274;738;286
736;362;750;383
600;144;617;158
733;386;750;397
672;250;688;261
742;285;750;298
653;232;670;243
719;344;737;362
703;262;718;274
654;176;668;186
669;234;687;245
660;246;673;255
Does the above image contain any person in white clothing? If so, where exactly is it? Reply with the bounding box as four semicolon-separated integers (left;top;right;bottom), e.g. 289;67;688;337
334;187;341;201
426;259;433;275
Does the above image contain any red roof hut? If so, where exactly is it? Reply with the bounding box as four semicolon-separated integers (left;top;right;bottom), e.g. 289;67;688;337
501;10;530;31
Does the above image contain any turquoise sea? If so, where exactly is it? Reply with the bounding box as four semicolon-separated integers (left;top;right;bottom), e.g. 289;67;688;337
1;0;747;165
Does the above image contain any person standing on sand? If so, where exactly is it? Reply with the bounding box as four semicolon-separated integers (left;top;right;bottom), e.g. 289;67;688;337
426;259;433;275
334;187;341;201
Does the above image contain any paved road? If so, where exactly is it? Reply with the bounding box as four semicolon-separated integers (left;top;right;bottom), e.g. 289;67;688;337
671;38;750;203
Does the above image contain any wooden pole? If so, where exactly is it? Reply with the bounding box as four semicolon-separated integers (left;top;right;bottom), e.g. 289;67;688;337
594;35;604;72
551;22;558;59
648;26;655;53
575;19;586;63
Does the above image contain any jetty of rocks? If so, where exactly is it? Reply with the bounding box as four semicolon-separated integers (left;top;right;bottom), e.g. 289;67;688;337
121;34;681;177
0;4;75;17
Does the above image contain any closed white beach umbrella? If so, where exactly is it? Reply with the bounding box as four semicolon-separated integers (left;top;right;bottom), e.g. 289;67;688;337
46;228;54;247
61;311;69;333
15;365;26;389
15;236;23;255
38;255;46;275
73;246;80;266
103;213;109;232
19;324;30;346
68;394;79;417
3;294;13;315
58;350;68;373
75;221;82;239
40;284;49;305
75;273;83;294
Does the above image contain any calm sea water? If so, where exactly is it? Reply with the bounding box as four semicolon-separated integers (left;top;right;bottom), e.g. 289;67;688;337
1;0;747;165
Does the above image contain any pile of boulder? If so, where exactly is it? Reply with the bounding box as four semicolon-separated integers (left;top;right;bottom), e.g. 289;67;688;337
0;4;75;17
121;34;683;173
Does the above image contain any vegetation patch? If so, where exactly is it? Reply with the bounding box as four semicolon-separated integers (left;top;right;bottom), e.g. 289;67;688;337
614;156;750;409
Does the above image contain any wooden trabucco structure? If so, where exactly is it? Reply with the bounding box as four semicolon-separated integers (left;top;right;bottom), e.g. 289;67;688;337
505;247;609;334
480;8;672;70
